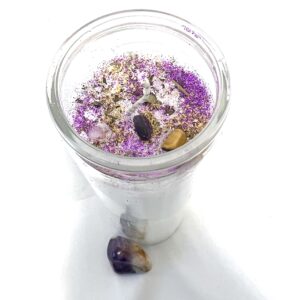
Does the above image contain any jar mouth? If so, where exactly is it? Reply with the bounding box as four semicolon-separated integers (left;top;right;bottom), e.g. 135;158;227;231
46;9;230;173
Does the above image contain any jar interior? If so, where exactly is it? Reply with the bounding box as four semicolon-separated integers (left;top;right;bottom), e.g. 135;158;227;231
59;23;218;123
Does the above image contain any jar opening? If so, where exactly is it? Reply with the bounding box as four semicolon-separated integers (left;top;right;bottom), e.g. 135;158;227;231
46;10;230;173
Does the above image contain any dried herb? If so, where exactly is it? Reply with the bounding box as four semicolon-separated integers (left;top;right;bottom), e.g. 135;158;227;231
91;101;102;107
149;74;154;85
113;94;121;102
164;105;175;115
173;80;189;97
147;94;159;105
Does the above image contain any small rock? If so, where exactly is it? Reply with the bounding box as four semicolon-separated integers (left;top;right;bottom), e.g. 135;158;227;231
162;129;187;150
107;236;152;274
88;123;112;143
133;115;153;140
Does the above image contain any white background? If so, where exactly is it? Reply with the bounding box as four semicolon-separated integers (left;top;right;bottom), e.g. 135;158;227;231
0;1;300;299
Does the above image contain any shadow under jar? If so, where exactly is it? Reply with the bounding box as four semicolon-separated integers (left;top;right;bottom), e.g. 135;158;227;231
47;10;230;245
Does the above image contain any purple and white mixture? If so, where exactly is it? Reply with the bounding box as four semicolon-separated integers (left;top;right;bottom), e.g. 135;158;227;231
71;53;213;157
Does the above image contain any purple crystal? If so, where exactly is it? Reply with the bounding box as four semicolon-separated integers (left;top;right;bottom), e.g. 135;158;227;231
107;236;152;274
133;115;153;141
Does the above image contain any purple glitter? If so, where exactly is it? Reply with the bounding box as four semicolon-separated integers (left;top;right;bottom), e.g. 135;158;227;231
71;54;213;157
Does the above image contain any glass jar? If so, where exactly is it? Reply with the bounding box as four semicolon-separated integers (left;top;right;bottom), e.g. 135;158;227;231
46;10;230;244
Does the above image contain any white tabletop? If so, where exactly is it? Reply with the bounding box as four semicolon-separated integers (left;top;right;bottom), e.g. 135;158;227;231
0;1;299;300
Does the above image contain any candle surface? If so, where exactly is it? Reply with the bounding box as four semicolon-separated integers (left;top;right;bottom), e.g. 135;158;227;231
71;54;213;157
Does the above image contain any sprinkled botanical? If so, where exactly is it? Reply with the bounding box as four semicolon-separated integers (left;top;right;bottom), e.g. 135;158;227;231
71;53;213;157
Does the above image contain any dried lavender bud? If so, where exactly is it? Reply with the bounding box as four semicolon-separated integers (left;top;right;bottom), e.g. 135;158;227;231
133;115;153;140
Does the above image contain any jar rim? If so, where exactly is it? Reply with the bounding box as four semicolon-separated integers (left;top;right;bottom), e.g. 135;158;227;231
46;9;230;173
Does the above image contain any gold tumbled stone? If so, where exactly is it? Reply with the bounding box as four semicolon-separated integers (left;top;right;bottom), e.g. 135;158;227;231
162;129;187;151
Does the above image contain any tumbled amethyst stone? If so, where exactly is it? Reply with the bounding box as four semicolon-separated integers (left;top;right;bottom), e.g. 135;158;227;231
107;236;152;274
133;115;153;141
